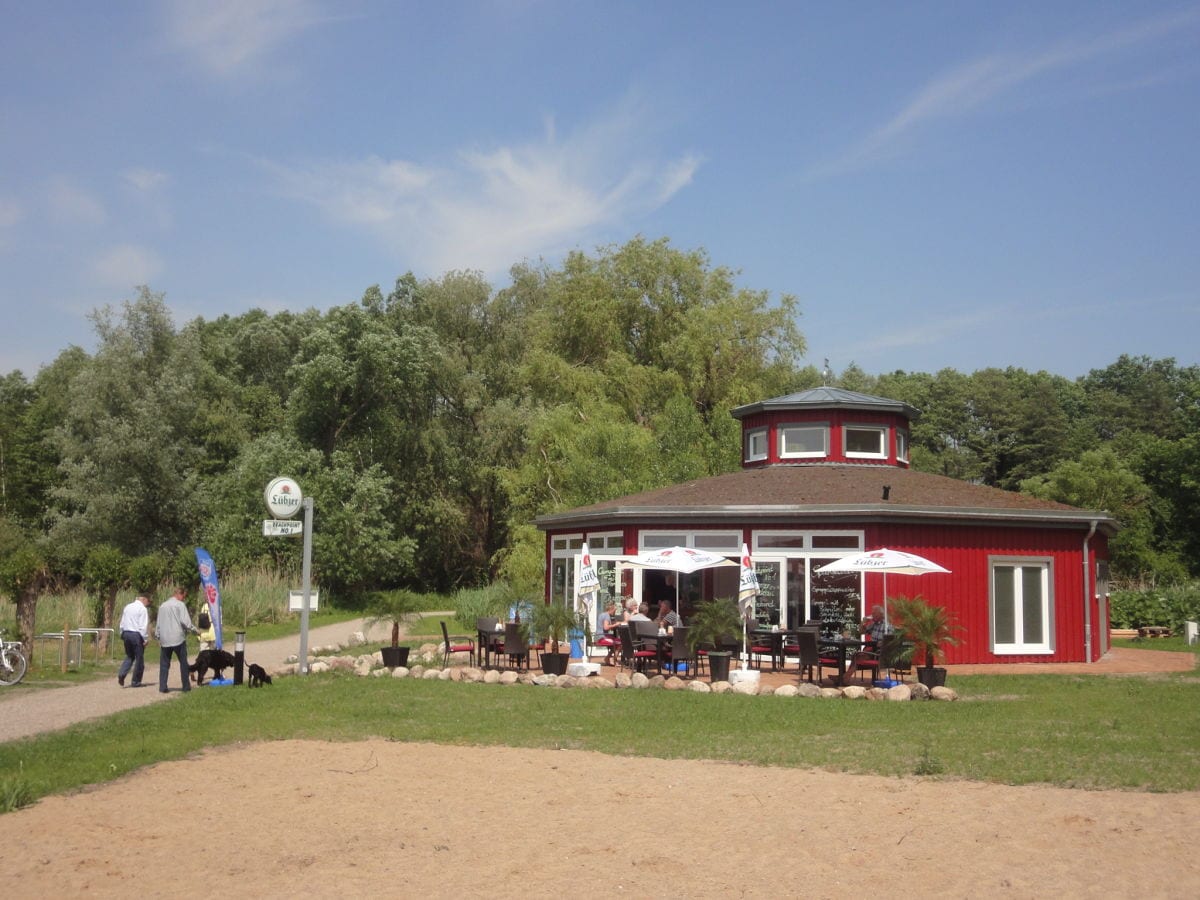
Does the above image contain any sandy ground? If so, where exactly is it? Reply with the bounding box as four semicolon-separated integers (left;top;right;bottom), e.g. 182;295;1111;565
2;639;1196;898
2;739;1199;899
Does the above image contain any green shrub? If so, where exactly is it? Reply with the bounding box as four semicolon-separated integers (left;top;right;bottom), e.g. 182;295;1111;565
1109;583;1200;630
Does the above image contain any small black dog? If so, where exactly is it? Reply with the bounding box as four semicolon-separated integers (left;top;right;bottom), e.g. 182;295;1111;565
247;662;272;688
189;648;236;684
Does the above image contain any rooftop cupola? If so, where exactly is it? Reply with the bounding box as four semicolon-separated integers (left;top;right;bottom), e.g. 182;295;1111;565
730;387;919;469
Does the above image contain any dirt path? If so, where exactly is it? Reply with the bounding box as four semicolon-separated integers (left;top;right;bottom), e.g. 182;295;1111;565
2;739;1198;898
0;617;381;743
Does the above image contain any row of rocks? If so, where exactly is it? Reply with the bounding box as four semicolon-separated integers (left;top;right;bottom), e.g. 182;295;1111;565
277;641;958;700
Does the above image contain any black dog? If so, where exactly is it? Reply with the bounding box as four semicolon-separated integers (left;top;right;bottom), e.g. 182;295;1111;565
247;662;272;688
189;648;236;684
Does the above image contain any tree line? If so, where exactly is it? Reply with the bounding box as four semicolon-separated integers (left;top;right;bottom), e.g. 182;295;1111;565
2;236;1198;648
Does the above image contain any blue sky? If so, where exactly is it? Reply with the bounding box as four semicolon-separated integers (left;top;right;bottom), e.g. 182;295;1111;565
3;1;1198;381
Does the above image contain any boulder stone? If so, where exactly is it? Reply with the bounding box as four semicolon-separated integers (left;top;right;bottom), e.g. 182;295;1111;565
461;667;484;683
371;667;388;678
482;669;501;684
347;630;366;646
711;681;732;694
886;684;913;702
687;680;712;693
532;674;558;687
630;672;650;689
408;664;426;679
909;682;931;700
818;687;843;699
930;686;959;701
353;660;373;677
865;687;888;700
772;684;799;698
732;680;760;695
842;685;867;700
614;672;632;689
309;660;331;674
390;666;410;679
663;676;687;691
499;671;520;685
517;672;537;686
646;674;666;690
797;682;822;699
588;677;615;689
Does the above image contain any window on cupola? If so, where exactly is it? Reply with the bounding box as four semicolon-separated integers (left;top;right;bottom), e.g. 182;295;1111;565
844;425;887;459
779;424;828;459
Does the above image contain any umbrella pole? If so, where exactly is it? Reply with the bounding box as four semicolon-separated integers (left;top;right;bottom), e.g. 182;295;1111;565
882;572;889;630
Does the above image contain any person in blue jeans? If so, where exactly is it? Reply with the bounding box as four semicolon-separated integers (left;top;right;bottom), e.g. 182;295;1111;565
155;587;200;693
116;594;151;687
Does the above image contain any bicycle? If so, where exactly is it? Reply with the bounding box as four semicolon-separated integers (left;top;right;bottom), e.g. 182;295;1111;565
1;630;28;686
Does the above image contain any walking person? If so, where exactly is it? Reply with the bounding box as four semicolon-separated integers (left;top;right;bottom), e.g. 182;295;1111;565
117;594;151;687
156;587;199;694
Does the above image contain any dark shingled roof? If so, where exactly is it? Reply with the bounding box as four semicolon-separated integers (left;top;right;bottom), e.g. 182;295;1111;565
731;387;920;421
535;464;1117;533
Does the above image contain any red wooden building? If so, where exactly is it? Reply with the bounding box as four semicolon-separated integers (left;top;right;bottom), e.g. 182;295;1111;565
536;387;1118;665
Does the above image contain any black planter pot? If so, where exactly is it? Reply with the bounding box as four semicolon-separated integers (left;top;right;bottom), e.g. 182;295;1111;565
380;646;410;669
916;666;947;688
541;652;570;676
708;651;733;683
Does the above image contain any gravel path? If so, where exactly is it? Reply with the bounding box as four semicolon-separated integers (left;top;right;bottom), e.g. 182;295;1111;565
0;617;381;743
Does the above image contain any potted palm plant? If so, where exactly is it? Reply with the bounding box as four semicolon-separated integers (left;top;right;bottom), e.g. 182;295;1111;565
888;594;961;688
365;589;423;668
528;600;583;676
686;598;743;682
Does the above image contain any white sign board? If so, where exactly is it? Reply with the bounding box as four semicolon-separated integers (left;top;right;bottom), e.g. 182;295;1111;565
288;590;320;612
264;476;303;519
263;519;304;536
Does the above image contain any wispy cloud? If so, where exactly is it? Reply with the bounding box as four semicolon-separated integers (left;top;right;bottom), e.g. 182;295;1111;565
47;177;107;226
811;8;1200;178
123;168;169;193
265;106;701;276
163;0;333;77
91;244;165;288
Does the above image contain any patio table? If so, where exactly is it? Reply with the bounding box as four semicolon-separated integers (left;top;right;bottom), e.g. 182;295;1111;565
821;636;866;685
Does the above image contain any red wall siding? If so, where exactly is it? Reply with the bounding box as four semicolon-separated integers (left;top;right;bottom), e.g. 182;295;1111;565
866;522;1093;664
543;519;1106;664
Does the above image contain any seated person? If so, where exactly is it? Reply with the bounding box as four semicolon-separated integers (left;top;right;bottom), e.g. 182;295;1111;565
628;602;652;622
656;600;682;633
622;597;639;623
861;606;891;646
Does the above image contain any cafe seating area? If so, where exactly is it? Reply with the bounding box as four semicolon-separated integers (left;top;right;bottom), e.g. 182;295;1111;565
473;616;913;687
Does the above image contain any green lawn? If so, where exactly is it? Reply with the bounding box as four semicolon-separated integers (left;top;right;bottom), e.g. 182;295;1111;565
3;668;1198;812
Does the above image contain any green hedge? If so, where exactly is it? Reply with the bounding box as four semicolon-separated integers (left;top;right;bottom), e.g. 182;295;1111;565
1109;583;1200;630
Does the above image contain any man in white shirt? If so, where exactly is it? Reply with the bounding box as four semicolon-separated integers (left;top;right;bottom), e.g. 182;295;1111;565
117;595;151;687
156;587;199;693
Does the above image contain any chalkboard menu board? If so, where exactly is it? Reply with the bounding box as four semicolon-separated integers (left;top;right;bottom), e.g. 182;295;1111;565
810;566;861;637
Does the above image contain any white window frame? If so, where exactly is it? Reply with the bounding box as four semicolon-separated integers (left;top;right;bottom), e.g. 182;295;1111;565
990;557;1054;655
896;429;909;463
640;531;741;553
779;423;829;459
843;424;887;459
745;427;768;462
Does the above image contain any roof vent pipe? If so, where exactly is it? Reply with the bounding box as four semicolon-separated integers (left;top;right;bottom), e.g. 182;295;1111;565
882;485;891;501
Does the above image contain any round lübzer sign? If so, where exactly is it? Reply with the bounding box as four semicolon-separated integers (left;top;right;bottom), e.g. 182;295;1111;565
264;476;303;519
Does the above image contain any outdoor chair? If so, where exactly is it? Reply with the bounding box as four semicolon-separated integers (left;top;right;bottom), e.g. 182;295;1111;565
850;643;882;683
667;625;693;677
790;627;822;683
617;624;656;674
440;620;475;668
879;634;913;683
503;622;529;671
748;631;776;670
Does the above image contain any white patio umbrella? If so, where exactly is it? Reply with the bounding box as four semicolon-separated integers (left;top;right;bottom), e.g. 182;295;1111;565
737;543;760;669
625;546;738;609
814;548;950;628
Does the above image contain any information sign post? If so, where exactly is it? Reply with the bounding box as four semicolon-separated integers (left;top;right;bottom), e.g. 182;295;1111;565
297;496;314;674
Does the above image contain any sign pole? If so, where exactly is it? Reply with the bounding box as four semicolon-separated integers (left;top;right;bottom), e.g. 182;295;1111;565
298;496;314;674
